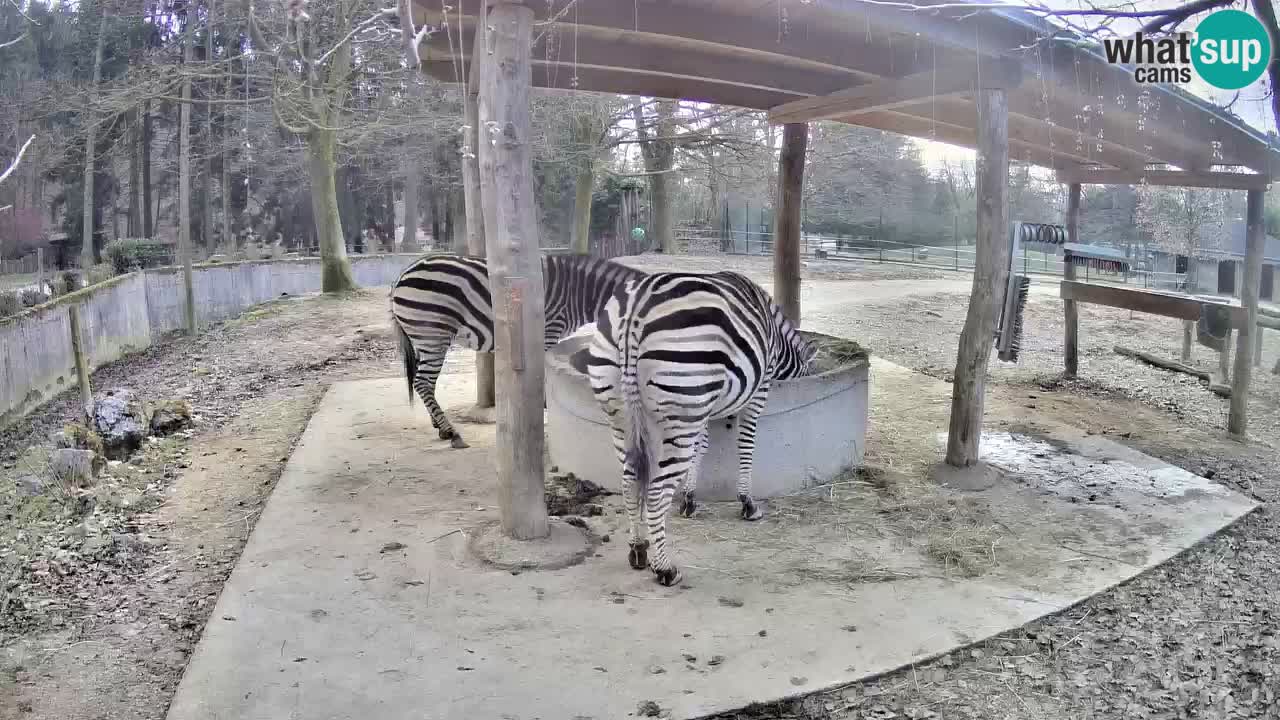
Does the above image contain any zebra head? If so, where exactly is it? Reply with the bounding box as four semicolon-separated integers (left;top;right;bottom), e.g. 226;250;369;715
775;310;818;378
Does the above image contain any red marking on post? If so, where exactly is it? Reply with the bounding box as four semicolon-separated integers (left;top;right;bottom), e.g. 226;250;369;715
507;276;526;371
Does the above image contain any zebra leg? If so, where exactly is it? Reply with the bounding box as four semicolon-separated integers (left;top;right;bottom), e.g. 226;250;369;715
646;436;690;586
586;346;647;570
412;345;469;449
733;390;770;521
679;429;709;518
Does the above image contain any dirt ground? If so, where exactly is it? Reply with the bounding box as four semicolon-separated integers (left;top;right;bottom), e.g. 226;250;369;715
2;255;1278;720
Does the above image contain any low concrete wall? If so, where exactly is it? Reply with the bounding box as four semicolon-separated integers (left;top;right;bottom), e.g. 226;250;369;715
1;254;421;426
0;273;152;426
545;332;870;501
145;254;416;332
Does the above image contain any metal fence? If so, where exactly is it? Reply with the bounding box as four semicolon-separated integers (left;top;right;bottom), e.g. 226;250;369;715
677;228;1191;289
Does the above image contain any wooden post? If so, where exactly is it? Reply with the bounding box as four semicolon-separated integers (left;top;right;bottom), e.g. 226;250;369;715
1255;326;1264;367
1218;329;1232;381
464;22;496;410
1229;188;1266;436
773;122;807;326
178;28;198;336
478;1;549;540
1063;183;1081;377
36;247;44;294
68;305;93;422
945;87;1010;467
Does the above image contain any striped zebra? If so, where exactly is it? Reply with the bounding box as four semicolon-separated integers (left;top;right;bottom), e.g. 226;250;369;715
585;271;816;586
391;252;641;448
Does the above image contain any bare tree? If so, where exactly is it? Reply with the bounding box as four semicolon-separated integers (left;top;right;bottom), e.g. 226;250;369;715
80;11;108;270
248;0;392;291
0;133;34;187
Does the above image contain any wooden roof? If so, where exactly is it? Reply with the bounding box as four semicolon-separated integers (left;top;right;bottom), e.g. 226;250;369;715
411;0;1280;178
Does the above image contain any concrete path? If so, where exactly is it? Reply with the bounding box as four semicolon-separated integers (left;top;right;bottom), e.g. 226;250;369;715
166;367;1257;720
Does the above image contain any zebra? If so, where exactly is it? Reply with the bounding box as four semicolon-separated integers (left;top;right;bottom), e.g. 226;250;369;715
391;252;642;448
585;270;817;586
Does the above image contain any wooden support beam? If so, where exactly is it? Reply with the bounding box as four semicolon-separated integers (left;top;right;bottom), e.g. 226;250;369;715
946;87;1009;468
768;58;1021;125
462;24;495;410
478;1;549;541
68;305;93;422
1055;168;1272;191
773;123;807;326
1063;183;1081;378
1229;188;1266;436
1059;281;1251;324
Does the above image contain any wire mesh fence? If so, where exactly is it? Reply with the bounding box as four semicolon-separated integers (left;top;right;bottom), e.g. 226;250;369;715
675;228;1191;289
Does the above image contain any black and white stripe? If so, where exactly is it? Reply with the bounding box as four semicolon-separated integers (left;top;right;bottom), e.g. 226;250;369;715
391;252;641;448
585;271;816;586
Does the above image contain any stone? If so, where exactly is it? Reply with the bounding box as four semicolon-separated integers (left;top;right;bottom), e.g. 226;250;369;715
150;399;194;437
15;475;44;497
93;389;152;460
49;448;106;489
55;422;105;456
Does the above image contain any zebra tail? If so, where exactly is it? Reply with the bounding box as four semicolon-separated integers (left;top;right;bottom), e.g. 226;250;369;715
621;316;651;491
395;319;418;406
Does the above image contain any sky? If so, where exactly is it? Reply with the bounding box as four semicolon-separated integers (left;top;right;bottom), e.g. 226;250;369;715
911;0;1278;171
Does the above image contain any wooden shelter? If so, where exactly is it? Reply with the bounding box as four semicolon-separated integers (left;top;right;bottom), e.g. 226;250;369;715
409;0;1280;536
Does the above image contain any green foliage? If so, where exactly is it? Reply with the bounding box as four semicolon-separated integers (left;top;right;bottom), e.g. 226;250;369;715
0;292;21;319
104;238;171;273
85;263;116;286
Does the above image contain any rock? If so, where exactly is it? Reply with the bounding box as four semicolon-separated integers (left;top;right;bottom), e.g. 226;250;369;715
150;399;193;437
93;389;152;460
54;422;105;456
15;475;44;497
49;448;105;489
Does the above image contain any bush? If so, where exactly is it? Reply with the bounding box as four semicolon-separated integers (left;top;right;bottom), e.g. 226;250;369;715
0;292;20;318
19;288;48;307
104;238;172;273
86;263;116;286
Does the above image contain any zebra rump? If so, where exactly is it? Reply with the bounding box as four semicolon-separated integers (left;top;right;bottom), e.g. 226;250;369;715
390;251;641;448
589;269;816;586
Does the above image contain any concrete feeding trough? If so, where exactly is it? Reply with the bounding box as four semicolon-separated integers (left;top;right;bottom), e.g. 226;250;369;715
545;330;870;501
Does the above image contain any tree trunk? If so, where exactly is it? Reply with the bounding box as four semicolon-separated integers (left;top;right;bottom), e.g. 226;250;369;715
178;26;197;334
430;186;441;247
945;87;1010;467
306;130;357;292
142;101;153;239
632;100;676;253
1229;189;1266;436
450;189;465;255
649;170;671;252
478;2;549;541
463;32;494;408
128;109;141;237
445;189;455;250
773;122;807;326
570;162;593;254
80;12;108;269
201;0;215;252
1064;184;1081;376
401;157;419;252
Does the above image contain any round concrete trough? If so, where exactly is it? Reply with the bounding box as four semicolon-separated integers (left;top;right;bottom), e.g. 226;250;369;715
545;331;870;502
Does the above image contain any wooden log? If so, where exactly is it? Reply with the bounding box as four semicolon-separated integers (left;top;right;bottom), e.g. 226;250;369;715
1229;188;1265;436
945;87;1008;468
1113;346;1231;397
1063;183;1081;377
464;25;496;409
478;1;549;541
68;305;93;422
773;122;806;326
1255;327;1264;367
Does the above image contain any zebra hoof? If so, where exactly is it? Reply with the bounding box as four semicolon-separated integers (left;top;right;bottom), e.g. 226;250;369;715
739;494;764;521
653;566;683;587
438;428;454;440
679;493;697;518
449;434;470;449
627;541;649;570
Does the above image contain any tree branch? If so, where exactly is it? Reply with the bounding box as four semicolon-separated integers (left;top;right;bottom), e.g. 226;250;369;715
0;134;35;187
